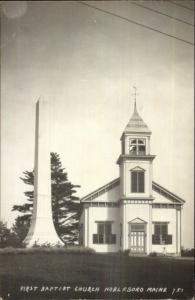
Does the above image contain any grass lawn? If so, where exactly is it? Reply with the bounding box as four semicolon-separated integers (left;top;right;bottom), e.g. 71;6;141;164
0;252;193;299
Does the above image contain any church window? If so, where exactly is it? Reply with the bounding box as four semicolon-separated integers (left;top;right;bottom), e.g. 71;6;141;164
129;138;146;155
93;222;116;244
152;222;172;245
131;170;145;193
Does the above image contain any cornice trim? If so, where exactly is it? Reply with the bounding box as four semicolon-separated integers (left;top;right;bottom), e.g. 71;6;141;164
117;154;156;164
120;132;152;140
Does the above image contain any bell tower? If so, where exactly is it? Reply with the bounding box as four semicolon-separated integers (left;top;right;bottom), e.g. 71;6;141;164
117;89;155;200
117;88;155;252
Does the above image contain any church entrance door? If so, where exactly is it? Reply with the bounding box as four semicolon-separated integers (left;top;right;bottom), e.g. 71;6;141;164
129;223;146;253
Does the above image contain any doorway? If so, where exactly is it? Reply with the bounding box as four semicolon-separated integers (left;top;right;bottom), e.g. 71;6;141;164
129;223;146;253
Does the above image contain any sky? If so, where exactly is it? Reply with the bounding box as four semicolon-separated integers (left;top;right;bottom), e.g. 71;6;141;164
0;1;194;248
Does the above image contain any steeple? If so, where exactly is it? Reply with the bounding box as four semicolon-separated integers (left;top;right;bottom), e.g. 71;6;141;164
124;94;151;134
117;90;155;200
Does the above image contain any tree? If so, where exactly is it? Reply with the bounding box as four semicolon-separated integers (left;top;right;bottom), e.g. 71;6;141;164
181;246;194;257
11;216;30;242
12;152;80;245
0;221;23;248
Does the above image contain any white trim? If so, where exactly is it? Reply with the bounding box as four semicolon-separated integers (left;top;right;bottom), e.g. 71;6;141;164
130;166;145;171
128;217;147;224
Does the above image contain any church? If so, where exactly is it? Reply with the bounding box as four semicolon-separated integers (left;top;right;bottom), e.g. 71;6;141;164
79;100;185;255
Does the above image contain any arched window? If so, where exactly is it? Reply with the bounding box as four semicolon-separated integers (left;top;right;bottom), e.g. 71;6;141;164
131;168;145;192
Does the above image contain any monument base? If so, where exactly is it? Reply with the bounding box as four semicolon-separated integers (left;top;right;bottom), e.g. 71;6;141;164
24;217;64;247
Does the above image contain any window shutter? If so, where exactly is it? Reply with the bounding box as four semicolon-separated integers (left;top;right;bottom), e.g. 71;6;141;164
98;223;104;235
105;223;111;235
154;224;161;235
162;224;168;235
93;234;98;244
111;234;116;244
131;172;137;192
138;172;144;192
165;235;172;244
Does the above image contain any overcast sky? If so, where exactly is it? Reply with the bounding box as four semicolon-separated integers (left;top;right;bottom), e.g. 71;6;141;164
1;1;194;247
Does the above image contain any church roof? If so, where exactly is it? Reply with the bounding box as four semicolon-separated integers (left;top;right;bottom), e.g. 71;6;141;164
124;104;151;134
81;178;185;204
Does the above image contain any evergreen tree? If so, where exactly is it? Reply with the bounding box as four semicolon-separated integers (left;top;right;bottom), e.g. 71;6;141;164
0;221;23;248
11;216;30;242
12;152;80;245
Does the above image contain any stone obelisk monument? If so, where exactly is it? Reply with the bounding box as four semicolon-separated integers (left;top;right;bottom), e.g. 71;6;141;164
24;100;63;247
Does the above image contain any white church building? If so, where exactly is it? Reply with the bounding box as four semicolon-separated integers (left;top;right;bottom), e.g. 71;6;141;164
79;102;185;255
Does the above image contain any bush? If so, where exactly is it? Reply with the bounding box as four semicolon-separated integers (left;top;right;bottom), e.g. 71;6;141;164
0;245;95;255
181;247;194;257
119;249;131;256
149;251;157;257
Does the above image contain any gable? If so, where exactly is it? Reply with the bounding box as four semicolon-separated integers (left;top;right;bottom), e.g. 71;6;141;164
152;181;185;204
152;190;174;204
81;178;185;204
89;184;120;202
81;178;120;202
130;166;145;172
129;217;147;224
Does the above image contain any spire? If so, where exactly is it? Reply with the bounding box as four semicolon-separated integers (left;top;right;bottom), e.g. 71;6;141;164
123;88;151;134
132;86;137;111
